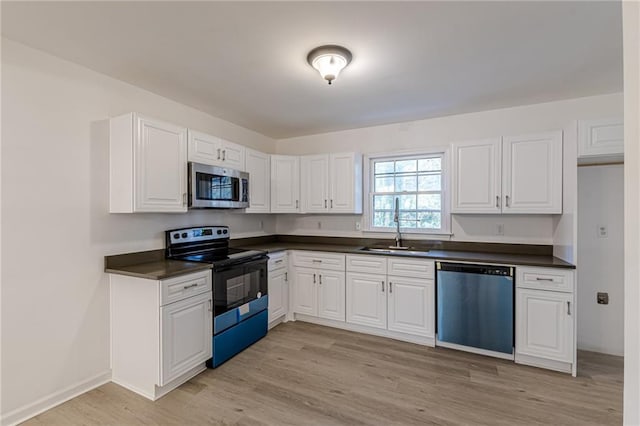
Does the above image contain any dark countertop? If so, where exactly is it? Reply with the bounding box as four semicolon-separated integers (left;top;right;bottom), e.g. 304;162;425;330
237;243;575;269
105;259;212;280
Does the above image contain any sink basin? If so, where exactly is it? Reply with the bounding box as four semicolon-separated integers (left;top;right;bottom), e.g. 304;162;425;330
359;247;429;256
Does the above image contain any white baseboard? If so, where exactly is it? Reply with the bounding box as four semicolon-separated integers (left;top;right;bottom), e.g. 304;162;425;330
1;370;112;426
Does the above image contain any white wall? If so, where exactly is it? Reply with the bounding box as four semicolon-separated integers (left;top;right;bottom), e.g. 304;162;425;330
623;1;640;423
276;93;623;246
0;39;276;424
577;165;624;356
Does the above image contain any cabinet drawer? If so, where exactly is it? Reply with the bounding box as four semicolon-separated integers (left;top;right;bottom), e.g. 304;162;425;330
292;251;345;271
161;270;212;306
388;257;434;279
346;254;387;274
516;267;574;293
268;251;287;271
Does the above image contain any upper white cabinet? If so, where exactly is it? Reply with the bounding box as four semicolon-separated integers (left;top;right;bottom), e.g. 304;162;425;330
271;155;300;213
110;113;188;213
452;131;563;214
245;148;271;213
301;153;363;214
187;130;245;171
578;118;624;160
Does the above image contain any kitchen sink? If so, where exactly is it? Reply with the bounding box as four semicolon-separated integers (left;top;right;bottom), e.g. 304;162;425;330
359;247;429;256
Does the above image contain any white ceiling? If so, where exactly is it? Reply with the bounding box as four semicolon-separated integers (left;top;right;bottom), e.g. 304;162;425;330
1;1;622;139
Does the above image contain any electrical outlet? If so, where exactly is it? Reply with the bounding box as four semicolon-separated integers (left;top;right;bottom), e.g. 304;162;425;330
317;221;322;229
259;220;264;230
597;292;609;305
355;221;361;231
496;223;504;236
597;225;608;238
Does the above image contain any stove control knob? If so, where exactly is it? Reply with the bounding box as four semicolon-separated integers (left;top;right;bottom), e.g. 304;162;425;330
223;229;228;234
173;233;180;239
217;230;222;235
181;233;188;238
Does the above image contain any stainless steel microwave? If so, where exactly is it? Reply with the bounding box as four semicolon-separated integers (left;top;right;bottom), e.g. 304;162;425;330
188;162;249;209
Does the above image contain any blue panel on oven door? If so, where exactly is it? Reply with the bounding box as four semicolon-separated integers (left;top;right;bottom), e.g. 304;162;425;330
238;296;269;322
211;309;268;367
213;308;238;335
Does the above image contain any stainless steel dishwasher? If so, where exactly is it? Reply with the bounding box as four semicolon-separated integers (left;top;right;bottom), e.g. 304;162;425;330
436;262;514;359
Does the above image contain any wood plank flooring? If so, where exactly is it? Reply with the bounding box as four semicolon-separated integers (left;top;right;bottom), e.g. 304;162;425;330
24;322;623;425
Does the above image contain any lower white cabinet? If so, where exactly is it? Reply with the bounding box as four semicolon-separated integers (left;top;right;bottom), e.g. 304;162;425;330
515;266;575;375
268;252;289;326
110;270;212;400
387;276;434;337
292;267;346;321
346;272;387;329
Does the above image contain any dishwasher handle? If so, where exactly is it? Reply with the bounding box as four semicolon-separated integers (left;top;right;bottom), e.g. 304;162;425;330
437;262;513;277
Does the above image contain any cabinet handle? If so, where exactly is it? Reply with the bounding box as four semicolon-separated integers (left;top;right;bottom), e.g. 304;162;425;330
325;199;327;208
389;282;393;293
319;275;322;285
506;195;510;207
209;299;212;312
312;259;322;263
217;148;221;160
183;192;187;206
567;301;571;315
313;273;316;284
536;277;554;282
496;196;500;208
330;199;333;208
274;259;283;264
296;200;299;209
381;281;385;292
222;150;226;161
285;272;288;281
183;283;198;290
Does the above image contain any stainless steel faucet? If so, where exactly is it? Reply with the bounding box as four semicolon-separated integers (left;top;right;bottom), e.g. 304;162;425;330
392;197;407;249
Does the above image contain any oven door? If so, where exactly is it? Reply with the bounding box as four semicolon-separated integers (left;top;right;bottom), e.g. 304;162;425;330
189;162;249;208
213;258;267;316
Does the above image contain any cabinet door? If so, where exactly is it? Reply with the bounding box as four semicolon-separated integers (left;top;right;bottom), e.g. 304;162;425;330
451;139;502;213
346;273;387;329
301;154;329;213
578;118;624;158
187;130;222;166
245;148;270;213
516;288;573;363
271;155;300;213
329;153;362;213
136;116;188;212
387;276;434;337
268;269;287;323
318;271;346;322
502;132;562;214
220;140;245;170
292;268;317;316
160;291;212;386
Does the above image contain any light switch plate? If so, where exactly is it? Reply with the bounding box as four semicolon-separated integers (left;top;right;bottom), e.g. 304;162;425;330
597;224;608;238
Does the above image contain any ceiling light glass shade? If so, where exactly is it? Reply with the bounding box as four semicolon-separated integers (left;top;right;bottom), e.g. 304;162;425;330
307;45;352;85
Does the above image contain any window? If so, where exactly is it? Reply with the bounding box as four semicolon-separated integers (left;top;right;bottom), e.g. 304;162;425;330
368;152;448;233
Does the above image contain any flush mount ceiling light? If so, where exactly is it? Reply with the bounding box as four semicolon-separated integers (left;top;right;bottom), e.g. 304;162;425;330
307;45;352;85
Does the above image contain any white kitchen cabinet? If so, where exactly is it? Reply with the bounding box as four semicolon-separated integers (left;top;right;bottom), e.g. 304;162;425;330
300;152;363;213
187;130;245;170
160;291;212;385
516;288;573;363
271;155;300;213
515;266;575;375
110;270;212;400
502;132;563;214
110;113;188;213
578;118;624;160
346;272;388;330
451;131;563;214
292;267;317;316
268;252;288;326
387;276;434;337
245;148;271;213
451;138;502;213
317;270;346;321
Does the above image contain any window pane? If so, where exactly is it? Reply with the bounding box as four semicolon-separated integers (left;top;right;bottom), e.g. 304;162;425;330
396;175;417;192
375;176;394;192
418;212;441;229
418;158;442;171
418;194;441;210
374;195;394;210
373;211;395;228
398;194;416;210
399;211;417;228
375;161;394;174
395;160;417;173
418;174;441;191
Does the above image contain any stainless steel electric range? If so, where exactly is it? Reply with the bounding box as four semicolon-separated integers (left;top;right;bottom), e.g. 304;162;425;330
165;226;268;368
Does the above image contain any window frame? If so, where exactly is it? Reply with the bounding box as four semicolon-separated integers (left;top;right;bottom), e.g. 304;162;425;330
363;148;451;235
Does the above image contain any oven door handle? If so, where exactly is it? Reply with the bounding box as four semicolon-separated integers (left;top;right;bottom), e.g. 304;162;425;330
213;257;268;272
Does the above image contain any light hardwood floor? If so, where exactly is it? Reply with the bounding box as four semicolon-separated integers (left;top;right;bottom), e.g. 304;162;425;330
25;322;623;425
